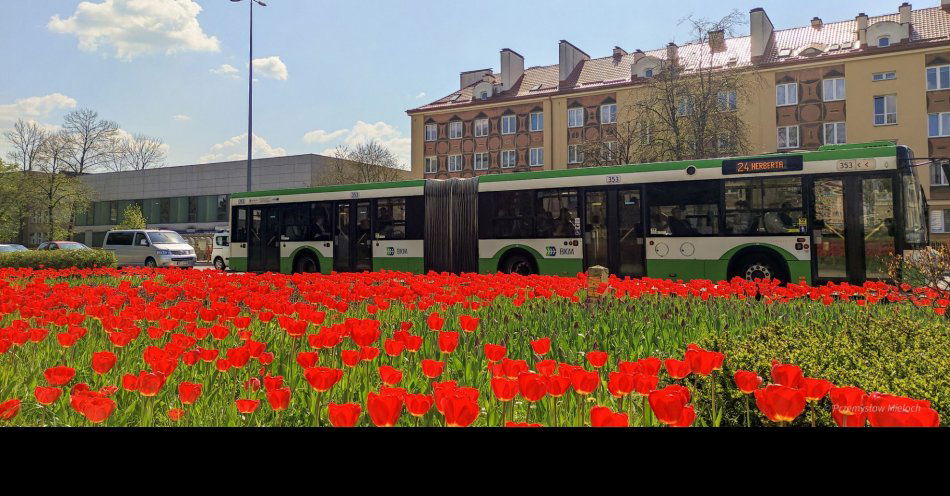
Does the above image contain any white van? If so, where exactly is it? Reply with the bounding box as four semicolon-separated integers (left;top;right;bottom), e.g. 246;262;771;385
211;231;230;271
103;229;197;268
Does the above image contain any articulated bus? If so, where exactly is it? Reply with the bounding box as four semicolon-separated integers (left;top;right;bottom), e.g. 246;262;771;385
228;141;930;285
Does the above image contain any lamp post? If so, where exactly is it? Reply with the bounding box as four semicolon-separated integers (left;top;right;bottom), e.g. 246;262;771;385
231;0;267;193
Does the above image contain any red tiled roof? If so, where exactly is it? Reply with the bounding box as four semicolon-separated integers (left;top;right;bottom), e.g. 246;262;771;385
409;6;950;114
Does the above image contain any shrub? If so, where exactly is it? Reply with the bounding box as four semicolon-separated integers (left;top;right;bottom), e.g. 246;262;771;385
0;249;117;269
697;312;949;426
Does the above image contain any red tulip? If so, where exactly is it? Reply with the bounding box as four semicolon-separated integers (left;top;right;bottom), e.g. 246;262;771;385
34;386;62;405
235;398;259;414
421;359;444;379
440;391;480;427
501;358;528;379
586;351;608;368
531;337;551;355
649;385;692;425
733;370;763;394
137;371;165;397
168;408;185;422
438;331;459;353
405;394;434;417
664;358;691;379
426;312;444;331
78;396;115;423
801;378;833;402
607;372;634;398
44;366;75;386
671;405;696;427
829;386;868;427
544;375;572;398
296;351;319;368
366;392;403;427
0;399;20;420
91;351;116;375
517;373;547;402
263;375;283;391
304;367;343;392
328;402;362;427
570;369;599;395
685;347;724;376
491;377;519;402
178;381;203;405
506;422;543;427
590;406;628;427
770;362;805;389
755;385;806;423
536;359;557;377
267;388;291;411
378;365;403;386
459;315;479;332
866;393;940;427
383;338;405;357
631;373;659;396
341;349;360;367
483;343;507;362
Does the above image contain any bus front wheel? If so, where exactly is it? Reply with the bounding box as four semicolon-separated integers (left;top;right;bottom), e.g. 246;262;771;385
293;253;319;274
501;252;537;276
731;253;788;284
213;257;226;271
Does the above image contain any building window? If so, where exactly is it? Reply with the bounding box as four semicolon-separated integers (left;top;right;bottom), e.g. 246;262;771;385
530;111;543;131
644;68;654;78
448;154;462;172
602;141;618;162
932;163;949;186
425;123;437;141
874;95;897;125
501;115;516;134
640;121;652;145
927;64;950;90
448;121;463;139
424;156;438;174
873;71;896;81
822;78;845;101
823;122;846;145
568;107;584;128
676;96;694;117
776;82;798;106
473;152;489;170
777;125;799;149
600;104;617;124
474;118;489;137
568;144;584;164
878;36;890;48
928;112;950;138
717;90;737;111
500;150;516;168
479;91;489;100
931;209;950;234
529;147;543;167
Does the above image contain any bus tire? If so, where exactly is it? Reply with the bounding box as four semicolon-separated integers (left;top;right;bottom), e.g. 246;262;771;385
500;251;538;276
213;257;226;271
293;252;320;274
730;251;788;284
145;257;157;269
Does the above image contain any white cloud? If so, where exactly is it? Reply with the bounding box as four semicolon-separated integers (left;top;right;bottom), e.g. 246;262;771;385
0;93;78;124
198;133;286;163
415;92;427;99
211;64;240;79
304;121;410;167
249;56;288;81
48;0;220;61
172;114;191;122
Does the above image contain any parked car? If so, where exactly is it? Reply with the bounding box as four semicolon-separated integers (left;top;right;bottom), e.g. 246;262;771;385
102;229;197;268
211;231;230;271
0;244;29;253
36;241;90;251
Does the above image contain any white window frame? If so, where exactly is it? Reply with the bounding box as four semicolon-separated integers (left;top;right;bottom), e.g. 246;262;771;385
500;150;516;168
501;115;516;135
932;163;949;186
676;96;694;117
823;122;846;145
873;71;896;82
568;107;584;128
473;152;489;170
927;64;950;91
822;78;845;102
929;112;950;138
717;90;737;111
530;111;543;132
474;118;489;137
448;121;463;139
424;124;437;141
874;95;897;125
529;147;543;167
568;144;584;164
602;141;618;161
424;156;438;174
447;154;463;172
777;125;799;149
932;209;947;234
640;121;652;145
776;83;798;107
600;104;617;124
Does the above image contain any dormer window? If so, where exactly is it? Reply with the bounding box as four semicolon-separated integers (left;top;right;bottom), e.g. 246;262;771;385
878;36;890;48
645;69;654;78
479;91;489;100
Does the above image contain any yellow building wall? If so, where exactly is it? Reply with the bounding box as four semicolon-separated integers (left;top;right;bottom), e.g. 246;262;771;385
409;114;425;179
550;96;568;169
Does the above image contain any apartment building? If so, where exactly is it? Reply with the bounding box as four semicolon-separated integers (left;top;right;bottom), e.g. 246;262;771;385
406;1;950;241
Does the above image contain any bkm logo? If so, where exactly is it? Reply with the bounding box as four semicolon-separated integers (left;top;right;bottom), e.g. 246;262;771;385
546;246;556;257
386;247;395;256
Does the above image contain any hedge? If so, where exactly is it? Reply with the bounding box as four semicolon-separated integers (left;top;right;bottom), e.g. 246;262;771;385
0;249;117;269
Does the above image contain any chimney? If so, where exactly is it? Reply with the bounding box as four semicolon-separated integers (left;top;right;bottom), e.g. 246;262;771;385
709;30;725;51
500;48;524;92
460;68;493;90
811;17;823;29
856;12;868;47
666;42;678;62
750;8;774;61
632;49;645;63
944;0;950;11
558;40;590;81
613;46;627;60
899;3;911;24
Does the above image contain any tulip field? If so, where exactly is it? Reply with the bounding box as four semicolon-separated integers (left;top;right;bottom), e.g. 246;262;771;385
0;267;945;427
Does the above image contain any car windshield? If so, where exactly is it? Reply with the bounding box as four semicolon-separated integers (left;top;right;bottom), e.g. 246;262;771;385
58;242;87;250
148;232;187;245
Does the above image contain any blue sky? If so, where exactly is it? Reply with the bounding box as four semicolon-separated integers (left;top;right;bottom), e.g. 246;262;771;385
0;0;909;168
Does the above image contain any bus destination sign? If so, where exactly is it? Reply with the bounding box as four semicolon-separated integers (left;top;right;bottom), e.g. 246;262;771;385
721;156;803;175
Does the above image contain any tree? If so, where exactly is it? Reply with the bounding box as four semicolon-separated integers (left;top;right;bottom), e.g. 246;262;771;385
327;140;406;184
115;203;147;230
3;119;48;172
580;11;751;166
61;108;120;174
0;159;33;242
104;133;167;172
3;120;50;243
34;132;95;242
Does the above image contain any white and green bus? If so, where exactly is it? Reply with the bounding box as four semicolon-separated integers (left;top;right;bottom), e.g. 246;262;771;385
228;141;931;284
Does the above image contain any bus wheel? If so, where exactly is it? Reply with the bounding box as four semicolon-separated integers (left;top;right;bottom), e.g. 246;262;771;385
732;253;787;284
213;257;226;271
293;253;319;274
502;253;537;276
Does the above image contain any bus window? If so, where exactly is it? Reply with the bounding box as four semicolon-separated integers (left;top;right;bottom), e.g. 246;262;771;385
376;198;407;239
310;202;332;241
535;189;579;238
479;191;535;239
232;207;248;242
724;177;803;235
902;171;927;246
647;181;719;236
281;203;309;241
405;196;424;239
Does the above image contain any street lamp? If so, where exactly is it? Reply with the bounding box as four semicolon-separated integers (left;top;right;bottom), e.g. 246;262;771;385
231;0;267;193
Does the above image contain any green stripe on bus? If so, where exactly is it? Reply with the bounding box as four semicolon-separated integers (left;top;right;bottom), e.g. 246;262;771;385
232;179;426;199
229;257;247;272
478;244;583;276
373;257;425;273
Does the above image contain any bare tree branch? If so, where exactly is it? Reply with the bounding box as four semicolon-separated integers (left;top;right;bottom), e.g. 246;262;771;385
326;139;405;184
61;108;120;174
3;119;49;172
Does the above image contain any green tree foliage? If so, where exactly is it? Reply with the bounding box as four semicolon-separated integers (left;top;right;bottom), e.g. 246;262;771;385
115;203;147;230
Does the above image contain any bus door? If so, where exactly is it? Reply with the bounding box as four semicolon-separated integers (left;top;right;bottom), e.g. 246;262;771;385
333;200;374;272
810;174;897;283
247;205;281;273
582;187;645;277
